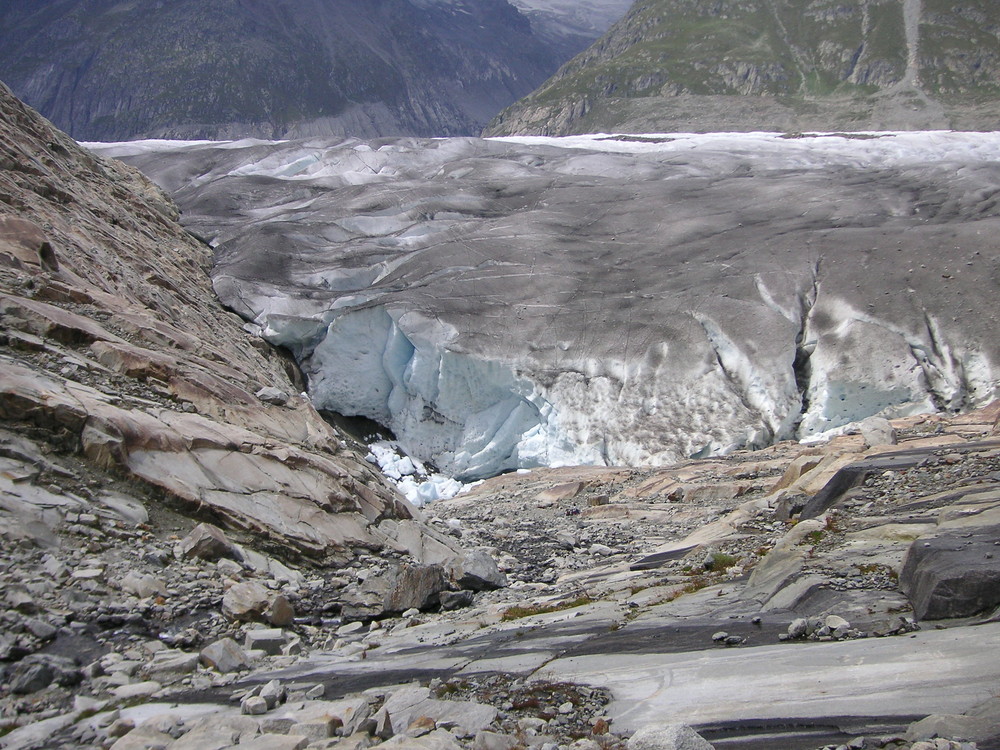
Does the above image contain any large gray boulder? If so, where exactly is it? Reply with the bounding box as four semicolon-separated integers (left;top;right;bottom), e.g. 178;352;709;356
341;564;448;620
900;525;1000;620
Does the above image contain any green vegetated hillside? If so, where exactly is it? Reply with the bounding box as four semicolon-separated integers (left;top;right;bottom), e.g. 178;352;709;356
486;0;1000;135
0;0;566;140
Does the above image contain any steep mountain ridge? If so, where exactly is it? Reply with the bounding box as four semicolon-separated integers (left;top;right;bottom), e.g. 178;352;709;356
0;0;579;141
486;0;1000;135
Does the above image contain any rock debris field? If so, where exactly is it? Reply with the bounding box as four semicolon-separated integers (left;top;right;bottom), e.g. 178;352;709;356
1;82;1000;750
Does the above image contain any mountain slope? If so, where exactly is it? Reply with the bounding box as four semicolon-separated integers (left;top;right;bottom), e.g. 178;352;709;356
486;0;1000;135
0;0;568;141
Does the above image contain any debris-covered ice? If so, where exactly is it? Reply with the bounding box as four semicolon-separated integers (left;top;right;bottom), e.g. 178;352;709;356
92;131;1000;480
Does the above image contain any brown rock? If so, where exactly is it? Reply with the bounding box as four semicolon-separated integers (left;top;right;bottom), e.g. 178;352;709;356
178;522;240;561
222;581;295;625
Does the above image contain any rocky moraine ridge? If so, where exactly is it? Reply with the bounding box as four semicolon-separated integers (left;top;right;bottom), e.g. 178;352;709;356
2;86;1000;750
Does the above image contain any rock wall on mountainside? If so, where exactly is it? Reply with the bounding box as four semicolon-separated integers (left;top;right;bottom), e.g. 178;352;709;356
0;80;456;564
486;0;1000;135
0;0;568;141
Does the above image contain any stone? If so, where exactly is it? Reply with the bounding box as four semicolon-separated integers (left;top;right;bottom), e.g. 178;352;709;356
111;681;162;701
243;695;270;715
787;618;809;639
859;416;898;448
825;615;852;637
239;736;310;750
260;678;288;709
537;482;585;504
177;522;239;561
245;628;288;655
627;724;716;750
307;684;326;699
145;649;200;679
439;590;475;611
374;706;395;740
900;525;1000;619
223;581;295;625
342;564;448;620
474;731;520;750
108;725;175;750
448;550;507;592
120;571;167;599
381;687;497;739
169;723;241;750
10;661;54;694
906;714;1000;744
256;386;291;406
200;637;252;672
408;716;437;737
23;617;58;640
554;530;578;549
338;621;365;636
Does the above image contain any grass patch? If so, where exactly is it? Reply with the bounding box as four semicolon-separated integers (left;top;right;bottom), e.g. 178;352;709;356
501;595;594;621
706;552;738;572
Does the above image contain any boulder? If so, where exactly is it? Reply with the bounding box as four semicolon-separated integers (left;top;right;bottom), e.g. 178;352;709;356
222;581;296;625
200;637;252;673
439;590;475;611
381;687;497;740
447;550;507;591
245;628;289;655
859;416;898;448
119;571;167;599
177;522;240;561
256;386;290;406
627;724;715;750
342;564;449;620
900;525;1000;620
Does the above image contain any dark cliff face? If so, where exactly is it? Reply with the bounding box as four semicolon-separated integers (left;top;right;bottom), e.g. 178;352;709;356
486;0;1000;135
0;0;565;141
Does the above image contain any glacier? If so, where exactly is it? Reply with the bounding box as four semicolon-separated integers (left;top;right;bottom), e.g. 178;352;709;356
91;131;1000;480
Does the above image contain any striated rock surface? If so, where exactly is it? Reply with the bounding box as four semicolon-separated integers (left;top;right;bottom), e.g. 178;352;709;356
97;132;1000;481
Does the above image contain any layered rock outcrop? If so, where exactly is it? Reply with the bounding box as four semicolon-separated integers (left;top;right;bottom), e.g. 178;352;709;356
0;80;451;562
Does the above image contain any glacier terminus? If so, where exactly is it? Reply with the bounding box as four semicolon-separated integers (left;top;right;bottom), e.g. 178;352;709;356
91;131;1000;485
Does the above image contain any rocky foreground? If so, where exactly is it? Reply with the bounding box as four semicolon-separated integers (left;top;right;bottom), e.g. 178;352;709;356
3;85;1000;750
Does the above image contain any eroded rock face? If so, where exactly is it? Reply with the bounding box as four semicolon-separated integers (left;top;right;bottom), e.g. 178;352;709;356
0;80;443;561
100;132;1000;480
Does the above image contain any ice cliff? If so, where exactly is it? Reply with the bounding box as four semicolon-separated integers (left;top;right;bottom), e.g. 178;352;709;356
93;132;1000;480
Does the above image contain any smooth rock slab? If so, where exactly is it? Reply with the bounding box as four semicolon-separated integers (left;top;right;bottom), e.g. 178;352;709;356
533;623;1000;732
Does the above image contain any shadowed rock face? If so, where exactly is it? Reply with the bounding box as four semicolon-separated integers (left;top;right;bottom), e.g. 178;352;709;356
96;132;1000;481
0;0;566;141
